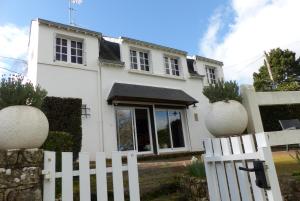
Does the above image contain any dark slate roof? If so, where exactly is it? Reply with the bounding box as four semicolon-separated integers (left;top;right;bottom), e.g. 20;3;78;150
186;59;197;75
99;38;121;61
38;18;102;37
121;36;187;55
107;83;198;106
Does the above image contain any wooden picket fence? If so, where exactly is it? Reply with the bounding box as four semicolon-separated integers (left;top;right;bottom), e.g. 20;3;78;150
42;151;140;201
203;133;283;201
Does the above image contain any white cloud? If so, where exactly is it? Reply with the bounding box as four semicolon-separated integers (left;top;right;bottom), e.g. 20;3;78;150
0;24;29;75
200;0;300;84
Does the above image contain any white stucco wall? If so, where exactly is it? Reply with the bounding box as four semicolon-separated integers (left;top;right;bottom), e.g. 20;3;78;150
28;21;102;160
28;20;224;158
99;39;222;154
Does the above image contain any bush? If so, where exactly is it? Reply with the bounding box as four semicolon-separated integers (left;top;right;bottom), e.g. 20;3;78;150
186;156;206;179
0;74;47;109
43;131;73;152
203;80;242;103
41;97;82;159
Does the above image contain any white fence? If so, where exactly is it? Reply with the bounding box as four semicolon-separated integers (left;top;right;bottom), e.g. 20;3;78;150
204;133;283;201
42;151;140;201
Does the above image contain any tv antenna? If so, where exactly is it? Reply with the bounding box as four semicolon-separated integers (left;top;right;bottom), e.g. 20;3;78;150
69;0;83;26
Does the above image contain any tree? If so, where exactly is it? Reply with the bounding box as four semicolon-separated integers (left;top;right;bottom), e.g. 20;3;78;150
253;48;300;91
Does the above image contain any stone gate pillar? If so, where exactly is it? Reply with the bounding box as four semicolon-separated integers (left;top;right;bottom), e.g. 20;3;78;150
0;149;43;201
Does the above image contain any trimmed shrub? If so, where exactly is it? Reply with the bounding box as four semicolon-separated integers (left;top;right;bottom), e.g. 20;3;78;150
42;131;73;152
41;97;82;159
42;131;73;169
203;80;242;103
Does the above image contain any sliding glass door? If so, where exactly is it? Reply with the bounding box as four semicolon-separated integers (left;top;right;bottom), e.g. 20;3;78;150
155;109;185;150
116;107;152;153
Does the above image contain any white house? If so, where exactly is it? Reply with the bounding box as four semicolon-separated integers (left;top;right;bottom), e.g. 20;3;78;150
28;19;224;159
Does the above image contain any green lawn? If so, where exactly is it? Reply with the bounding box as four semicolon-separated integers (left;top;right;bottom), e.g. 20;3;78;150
273;151;300;176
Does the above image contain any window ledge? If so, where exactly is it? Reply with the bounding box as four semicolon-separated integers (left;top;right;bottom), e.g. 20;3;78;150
99;59;125;67
189;74;205;79
38;61;97;72
128;69;186;81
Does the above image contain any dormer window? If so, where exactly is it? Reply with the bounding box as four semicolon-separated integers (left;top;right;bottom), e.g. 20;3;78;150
55;36;83;64
206;66;216;84
130;49;150;71
164;56;180;76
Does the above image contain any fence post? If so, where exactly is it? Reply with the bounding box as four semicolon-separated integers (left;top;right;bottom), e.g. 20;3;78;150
240;85;264;133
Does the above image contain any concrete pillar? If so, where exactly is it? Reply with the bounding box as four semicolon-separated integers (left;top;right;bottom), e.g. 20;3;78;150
0;149;43;201
240;85;264;133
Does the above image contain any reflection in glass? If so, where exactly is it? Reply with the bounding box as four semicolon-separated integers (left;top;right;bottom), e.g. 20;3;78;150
155;111;171;149
135;109;151;152
116;109;134;151
169;111;185;148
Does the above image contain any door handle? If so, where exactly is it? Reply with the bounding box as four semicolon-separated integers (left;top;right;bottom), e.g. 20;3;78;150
239;160;270;189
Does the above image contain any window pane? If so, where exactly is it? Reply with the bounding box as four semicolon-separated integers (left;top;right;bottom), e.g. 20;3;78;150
71;56;76;63
77;42;82;49
62;47;67;54
169;111;185;148
71;41;76;48
56;53;60;60
62;39;67;46
155;111;171;149
71;48;76;55
135;109;151;152
56;46;60;53
116;109;134;151
77;49;82;56
78;57;83;64
56;38;61;45
62;54;67;61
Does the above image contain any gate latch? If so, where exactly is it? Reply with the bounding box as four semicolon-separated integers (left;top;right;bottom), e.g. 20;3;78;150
239;160;270;189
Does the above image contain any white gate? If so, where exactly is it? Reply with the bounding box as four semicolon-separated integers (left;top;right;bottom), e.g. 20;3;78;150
204;133;283;201
42;151;140;201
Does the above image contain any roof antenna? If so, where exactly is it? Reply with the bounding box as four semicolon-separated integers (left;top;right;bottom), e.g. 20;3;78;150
69;0;83;26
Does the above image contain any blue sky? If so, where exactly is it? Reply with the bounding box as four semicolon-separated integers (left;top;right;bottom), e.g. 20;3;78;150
0;0;228;55
1;0;300;84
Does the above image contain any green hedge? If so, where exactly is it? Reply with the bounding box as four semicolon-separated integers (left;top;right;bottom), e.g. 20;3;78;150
42;96;82;159
43;131;73;170
259;104;300;131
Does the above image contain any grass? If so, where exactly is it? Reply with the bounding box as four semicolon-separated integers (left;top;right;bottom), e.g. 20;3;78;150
273;151;300;176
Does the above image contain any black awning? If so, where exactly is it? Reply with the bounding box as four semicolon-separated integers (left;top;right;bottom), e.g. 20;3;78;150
107;83;198;106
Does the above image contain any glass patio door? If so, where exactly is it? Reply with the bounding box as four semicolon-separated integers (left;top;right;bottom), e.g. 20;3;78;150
116;108;152;153
155;109;185;150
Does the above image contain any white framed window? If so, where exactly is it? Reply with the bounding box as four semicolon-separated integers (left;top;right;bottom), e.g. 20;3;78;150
55;36;83;64
130;49;150;71
206;66;216;84
164;56;180;76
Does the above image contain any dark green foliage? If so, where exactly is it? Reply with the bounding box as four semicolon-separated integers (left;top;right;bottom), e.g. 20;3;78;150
259;104;300;131
0;74;47;109
42;131;73;171
42;131;73;152
202;80;242;103
41;96;82;159
186;157;206;179
253;48;300;91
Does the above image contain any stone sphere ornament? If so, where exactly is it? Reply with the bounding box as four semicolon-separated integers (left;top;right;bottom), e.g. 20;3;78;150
0;106;49;150
205;100;248;137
